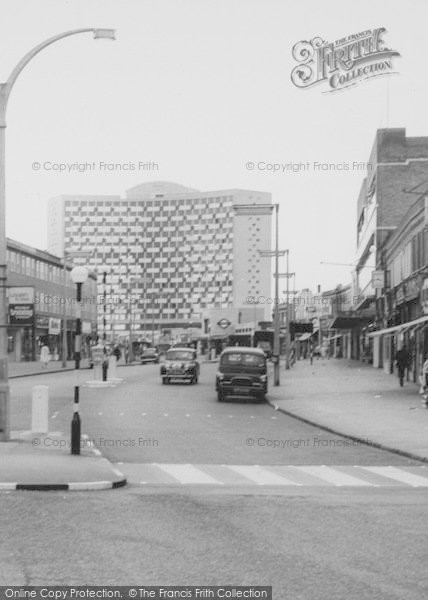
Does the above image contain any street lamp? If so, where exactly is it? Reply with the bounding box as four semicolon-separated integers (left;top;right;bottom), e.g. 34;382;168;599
232;203;284;387
277;264;295;369
0;28;115;441
62;250;93;368
70;266;88;455
128;276;152;361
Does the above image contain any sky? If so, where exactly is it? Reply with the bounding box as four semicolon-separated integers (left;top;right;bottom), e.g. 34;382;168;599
1;0;428;295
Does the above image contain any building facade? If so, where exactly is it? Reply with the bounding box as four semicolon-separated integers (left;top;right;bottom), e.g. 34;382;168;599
7;238;98;362
47;182;272;343
368;194;428;380
348;128;428;360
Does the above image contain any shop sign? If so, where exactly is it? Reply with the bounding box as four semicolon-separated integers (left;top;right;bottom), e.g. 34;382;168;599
404;277;420;301
9;304;34;326
48;318;61;335
371;270;384;289
8;286;34;304
35;315;49;329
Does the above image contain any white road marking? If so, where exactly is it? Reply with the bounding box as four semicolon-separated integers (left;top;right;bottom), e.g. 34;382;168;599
156;464;222;485
227;465;302;486
360;466;428;487
163;413;169;417
295;465;373;487
121;464;428;488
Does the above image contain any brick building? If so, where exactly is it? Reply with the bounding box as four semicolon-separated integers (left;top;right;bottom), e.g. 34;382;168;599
351;128;428;360
7;238;98;362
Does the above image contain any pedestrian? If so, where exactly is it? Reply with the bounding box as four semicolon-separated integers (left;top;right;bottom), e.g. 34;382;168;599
309;343;314;366
40;343;50;369
102;347;109;381
113;344;121;363
395;345;410;387
419;356;428;407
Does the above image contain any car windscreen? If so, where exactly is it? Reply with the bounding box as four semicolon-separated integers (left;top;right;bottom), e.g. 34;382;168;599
221;353;265;367
166;350;194;361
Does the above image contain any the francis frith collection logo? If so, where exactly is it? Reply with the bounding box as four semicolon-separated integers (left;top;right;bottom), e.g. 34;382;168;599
291;28;400;92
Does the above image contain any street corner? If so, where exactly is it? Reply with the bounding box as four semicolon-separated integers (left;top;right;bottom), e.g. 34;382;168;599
0;433;127;491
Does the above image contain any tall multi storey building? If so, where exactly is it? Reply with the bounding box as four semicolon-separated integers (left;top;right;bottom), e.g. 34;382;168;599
47;182;272;340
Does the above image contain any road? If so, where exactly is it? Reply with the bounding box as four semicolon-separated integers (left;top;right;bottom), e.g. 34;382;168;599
3;362;428;597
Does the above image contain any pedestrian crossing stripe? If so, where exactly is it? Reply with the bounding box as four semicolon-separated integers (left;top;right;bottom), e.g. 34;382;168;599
117;463;428;488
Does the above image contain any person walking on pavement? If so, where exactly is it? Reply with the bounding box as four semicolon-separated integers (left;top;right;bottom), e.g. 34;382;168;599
395;345;410;387
40;343;50;369
113;344;121;363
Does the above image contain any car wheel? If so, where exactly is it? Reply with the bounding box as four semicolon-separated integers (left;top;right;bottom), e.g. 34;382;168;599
217;390;224;402
162;377;169;385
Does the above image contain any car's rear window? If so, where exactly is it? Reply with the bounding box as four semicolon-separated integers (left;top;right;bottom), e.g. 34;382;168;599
166;350;194;361
221;353;265;367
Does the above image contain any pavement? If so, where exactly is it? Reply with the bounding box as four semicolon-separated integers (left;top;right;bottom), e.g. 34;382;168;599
0;429;127;490
268;357;428;463
2;360;128;490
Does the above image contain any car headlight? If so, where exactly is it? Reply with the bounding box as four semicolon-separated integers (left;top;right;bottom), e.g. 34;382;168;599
216;372;224;380
260;374;267;383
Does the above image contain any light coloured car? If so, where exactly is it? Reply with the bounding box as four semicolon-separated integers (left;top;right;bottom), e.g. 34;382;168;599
160;347;200;384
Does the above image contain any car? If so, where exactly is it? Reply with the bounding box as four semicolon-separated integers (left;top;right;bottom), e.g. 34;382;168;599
216;346;268;402
160;347;200;384
141;347;160;364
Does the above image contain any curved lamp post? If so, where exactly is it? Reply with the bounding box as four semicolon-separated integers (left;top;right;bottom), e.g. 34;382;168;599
0;28;115;441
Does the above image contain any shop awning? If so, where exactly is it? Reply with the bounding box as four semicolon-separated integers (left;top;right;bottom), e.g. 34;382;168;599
368;316;428;338
296;332;312;341
329;315;371;329
354;295;376;311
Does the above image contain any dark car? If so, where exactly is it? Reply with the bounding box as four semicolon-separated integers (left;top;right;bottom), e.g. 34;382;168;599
160;347;200;384
216;347;268;402
141;347;160;364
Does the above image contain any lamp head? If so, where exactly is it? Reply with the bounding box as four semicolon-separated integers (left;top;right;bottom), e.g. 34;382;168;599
93;29;116;40
71;266;89;284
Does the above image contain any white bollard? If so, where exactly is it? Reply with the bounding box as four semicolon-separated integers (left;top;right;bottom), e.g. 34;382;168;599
31;385;49;433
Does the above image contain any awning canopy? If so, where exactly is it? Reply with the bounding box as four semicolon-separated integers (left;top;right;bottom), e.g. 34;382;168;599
296;332;312;341
354;295;376;312
368;315;428;338
329;315;371;330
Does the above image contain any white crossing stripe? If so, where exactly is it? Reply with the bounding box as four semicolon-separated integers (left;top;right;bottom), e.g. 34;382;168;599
119;464;428;488
228;465;302;486
290;465;374;486
360;466;428;487
156;463;222;485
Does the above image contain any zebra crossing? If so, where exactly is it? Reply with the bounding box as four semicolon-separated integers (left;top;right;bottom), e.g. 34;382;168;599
117;463;428;488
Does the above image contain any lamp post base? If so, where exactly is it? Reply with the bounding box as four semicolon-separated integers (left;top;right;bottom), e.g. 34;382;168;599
70;411;81;455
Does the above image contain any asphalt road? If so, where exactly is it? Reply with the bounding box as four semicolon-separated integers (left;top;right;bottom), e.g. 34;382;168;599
5;362;428;596
9;362;424;466
1;486;427;599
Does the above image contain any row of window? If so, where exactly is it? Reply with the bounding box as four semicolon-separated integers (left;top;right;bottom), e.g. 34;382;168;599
389;229;428;287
